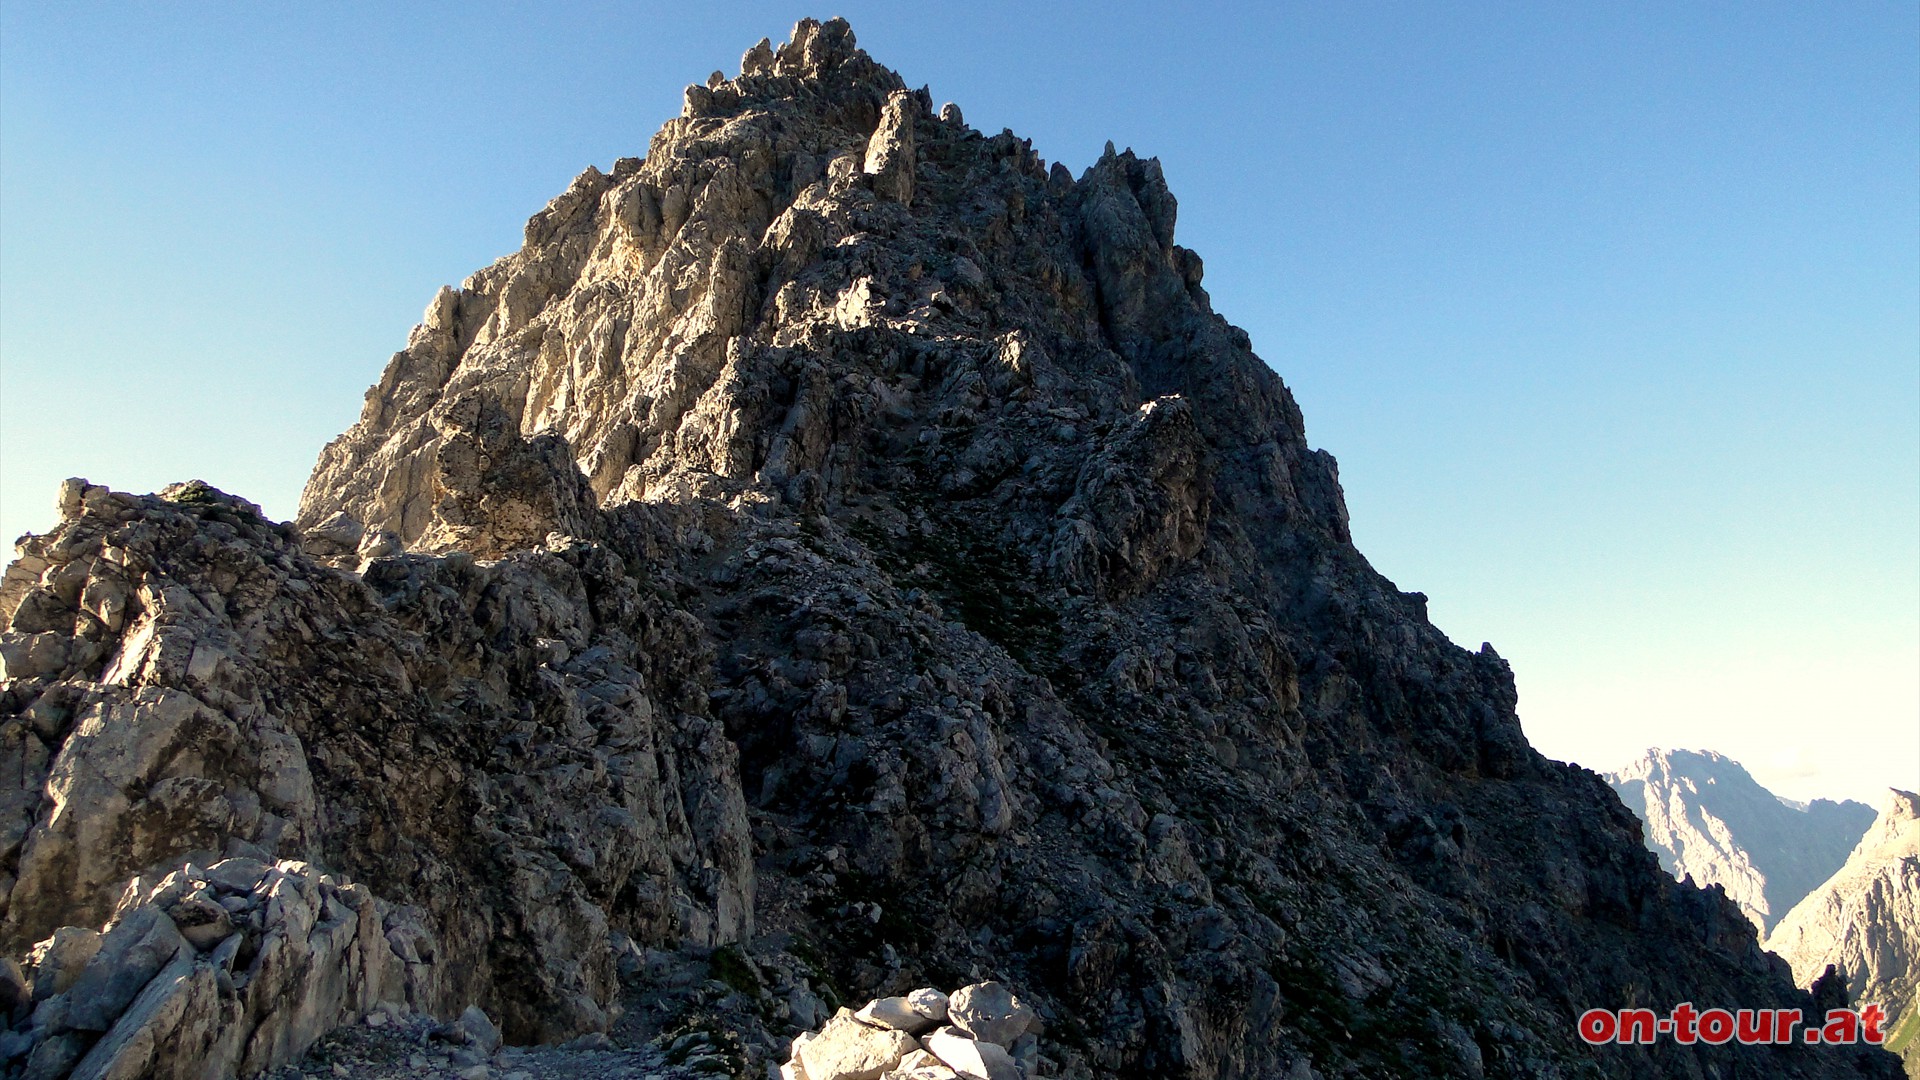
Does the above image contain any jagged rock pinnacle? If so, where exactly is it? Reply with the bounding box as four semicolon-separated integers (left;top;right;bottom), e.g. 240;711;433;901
0;18;1903;1080
296;16;1337;577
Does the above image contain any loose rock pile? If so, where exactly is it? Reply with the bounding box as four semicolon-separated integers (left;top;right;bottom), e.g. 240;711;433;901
783;982;1039;1080
1;857;435;1079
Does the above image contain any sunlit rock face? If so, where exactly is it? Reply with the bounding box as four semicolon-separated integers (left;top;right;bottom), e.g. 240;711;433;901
2;17;1903;1080
1768;790;1920;1079
1607;748;1876;932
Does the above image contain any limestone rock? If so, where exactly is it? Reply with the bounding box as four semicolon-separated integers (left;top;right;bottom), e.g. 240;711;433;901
923;1026;1021;1080
885;1052;962;1080
25;927;99;1001
906;988;950;1027
795;989;1024;1080
864;90;920;204
1608;748;1876;931
945;982;1032;1047
1767;789;1920;1076
55;906;188;1033
445;1004;502;1054
4;857;437;1078
1;477;750;1054
201;857;269;895
855;988;946;1034
1048;395;1211;598
300;511;364;561
0;958;25;1020
2;14;1904;1080
796;1007;919;1080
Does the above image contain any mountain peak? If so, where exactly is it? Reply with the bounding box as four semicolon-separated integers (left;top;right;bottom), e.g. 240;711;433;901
1767;786;1920;1076
685;17;906;121
1606;748;1876;933
296;16;1308;573
2;22;1904;1080
1617;746;1740;776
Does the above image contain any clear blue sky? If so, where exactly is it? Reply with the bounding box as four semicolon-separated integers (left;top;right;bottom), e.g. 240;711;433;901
3;3;1915;804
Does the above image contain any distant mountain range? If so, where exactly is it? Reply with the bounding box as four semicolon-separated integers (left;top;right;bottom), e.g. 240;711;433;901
1767;789;1920;1078
1606;748;1876;933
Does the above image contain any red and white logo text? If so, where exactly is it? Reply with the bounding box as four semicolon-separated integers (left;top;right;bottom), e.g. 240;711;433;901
1577;1004;1887;1046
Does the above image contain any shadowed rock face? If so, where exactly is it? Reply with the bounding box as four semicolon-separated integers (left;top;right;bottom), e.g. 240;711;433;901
1767;790;1920;1078
1607;748;1877;933
1;17;1904;1080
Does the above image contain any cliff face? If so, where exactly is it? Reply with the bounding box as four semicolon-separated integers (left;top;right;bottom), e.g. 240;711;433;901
1607;749;1877;933
1768;790;1920;1078
0;18;1903;1080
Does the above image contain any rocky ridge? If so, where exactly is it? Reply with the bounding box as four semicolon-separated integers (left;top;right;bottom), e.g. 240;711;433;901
1767;789;1920;1078
1607;748;1877;933
0;18;1904;1080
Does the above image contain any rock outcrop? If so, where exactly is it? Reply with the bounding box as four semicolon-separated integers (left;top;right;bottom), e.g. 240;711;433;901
1608;748;1876;932
1;480;749;1073
1;17;1904;1080
3;857;430;1080
1767;790;1920;1077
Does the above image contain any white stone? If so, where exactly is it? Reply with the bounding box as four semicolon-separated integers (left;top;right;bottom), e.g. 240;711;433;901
923;1027;1021;1080
905;988;950;1024
884;1049;963;1079
946;983;1033;1047
856;995;939;1035
797;1007;920;1080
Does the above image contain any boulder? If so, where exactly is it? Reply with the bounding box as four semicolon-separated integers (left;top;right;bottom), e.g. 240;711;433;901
923;1027;1022;1080
448;1004;503;1053
906;988;950;1026
161;887;234;951
27;927;102;1000
796;1007;920;1080
855;989;945;1034
945;982;1033;1047
203;857;271;895
883;1046;963;1079
2;856;440;1079
55;906;188;1032
66;948;222;1080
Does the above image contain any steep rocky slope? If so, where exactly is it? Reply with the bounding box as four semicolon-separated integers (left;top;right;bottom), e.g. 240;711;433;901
1607;748;1877;932
1768;790;1920;1077
1;18;1902;1080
